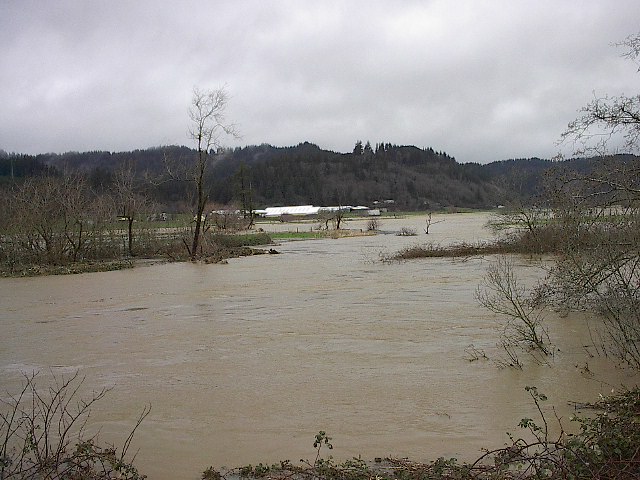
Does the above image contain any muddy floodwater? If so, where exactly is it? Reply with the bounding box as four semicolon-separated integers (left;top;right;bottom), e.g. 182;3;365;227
0;213;636;479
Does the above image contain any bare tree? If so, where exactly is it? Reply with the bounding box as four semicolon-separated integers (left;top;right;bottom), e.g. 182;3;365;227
423;211;444;234
487;204;549;236
235;163;255;227
542;32;640;369
559;32;640;158
476;257;552;364
325;209;346;230
113;162;156;256
187;86;239;259
6;174;90;264
0;173;119;268
59;173;93;262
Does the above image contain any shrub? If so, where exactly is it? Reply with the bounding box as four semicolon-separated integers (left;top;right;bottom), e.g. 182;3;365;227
0;372;148;480
366;218;380;231
396;227;417;236
209;232;272;248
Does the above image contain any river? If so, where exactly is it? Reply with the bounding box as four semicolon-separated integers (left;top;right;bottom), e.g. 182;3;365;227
0;212;636;479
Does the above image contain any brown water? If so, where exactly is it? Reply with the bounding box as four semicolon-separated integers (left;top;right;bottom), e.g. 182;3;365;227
0;213;636;479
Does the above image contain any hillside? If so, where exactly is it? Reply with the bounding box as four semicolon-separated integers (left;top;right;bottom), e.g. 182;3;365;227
1;144;633;211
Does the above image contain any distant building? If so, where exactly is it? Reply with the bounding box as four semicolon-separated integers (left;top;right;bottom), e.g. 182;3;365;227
258;204;382;218
263;205;321;217
319;206;352;213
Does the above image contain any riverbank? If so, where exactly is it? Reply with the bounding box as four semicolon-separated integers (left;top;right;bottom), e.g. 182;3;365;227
0;248;267;277
0;227;380;277
0;258;137;277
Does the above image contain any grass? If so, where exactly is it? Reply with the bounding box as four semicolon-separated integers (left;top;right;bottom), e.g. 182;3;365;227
269;231;330;240
270;229;375;241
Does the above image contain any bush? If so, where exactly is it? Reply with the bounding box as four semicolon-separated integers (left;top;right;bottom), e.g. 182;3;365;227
0;372;148;480
209;232;272;248
396;227;417;236
366;218;380;231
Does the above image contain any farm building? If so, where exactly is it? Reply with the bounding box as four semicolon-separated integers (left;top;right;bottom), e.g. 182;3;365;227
256;205;380;218
262;205;321;217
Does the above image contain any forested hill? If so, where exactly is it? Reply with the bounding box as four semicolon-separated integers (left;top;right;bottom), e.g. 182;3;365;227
0;143;632;210
210;142;505;209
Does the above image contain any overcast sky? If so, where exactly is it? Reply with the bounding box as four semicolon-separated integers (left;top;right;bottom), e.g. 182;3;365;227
1;1;639;163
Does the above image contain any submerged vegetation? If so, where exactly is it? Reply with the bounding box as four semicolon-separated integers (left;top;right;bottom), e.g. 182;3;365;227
386;216;571;261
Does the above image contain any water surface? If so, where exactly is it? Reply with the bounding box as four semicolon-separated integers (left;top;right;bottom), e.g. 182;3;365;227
1;213;635;479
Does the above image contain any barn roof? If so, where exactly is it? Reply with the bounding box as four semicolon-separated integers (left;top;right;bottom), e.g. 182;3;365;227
264;205;321;217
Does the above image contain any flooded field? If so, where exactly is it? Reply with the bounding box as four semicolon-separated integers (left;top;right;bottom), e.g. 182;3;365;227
0;212;636;479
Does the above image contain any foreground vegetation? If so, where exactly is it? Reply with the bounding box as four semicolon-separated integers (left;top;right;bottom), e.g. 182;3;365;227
0;372;148;480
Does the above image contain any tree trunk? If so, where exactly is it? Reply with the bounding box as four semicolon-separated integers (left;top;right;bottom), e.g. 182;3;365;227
191;213;202;259
191;151;206;260
127;217;134;256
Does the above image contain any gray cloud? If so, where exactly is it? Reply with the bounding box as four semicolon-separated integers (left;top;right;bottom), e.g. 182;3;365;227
1;0;639;163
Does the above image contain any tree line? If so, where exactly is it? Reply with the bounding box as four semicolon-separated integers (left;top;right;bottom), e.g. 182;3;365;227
3;141;627;214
